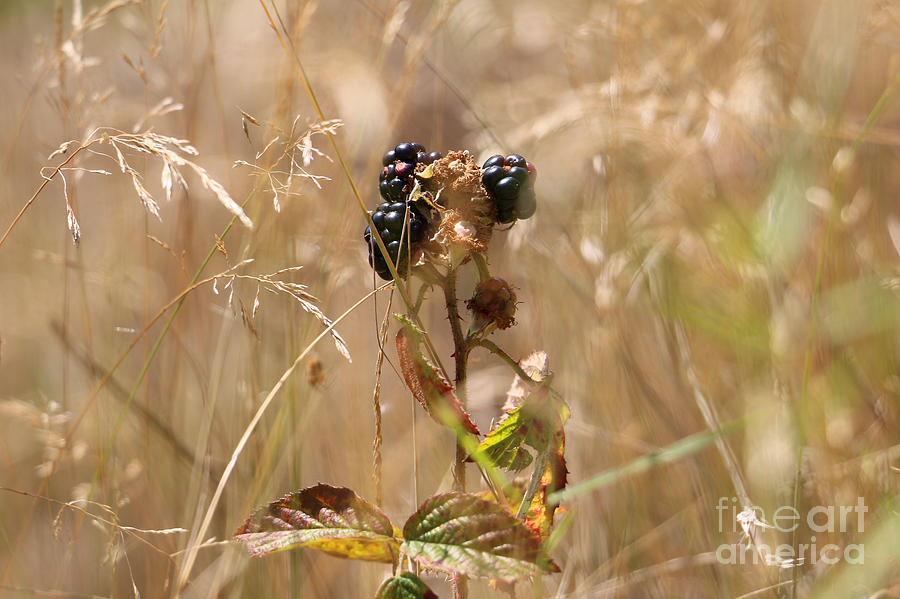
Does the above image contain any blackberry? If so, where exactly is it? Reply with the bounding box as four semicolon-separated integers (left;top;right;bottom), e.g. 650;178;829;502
481;165;506;188
366;142;443;278
379;142;443;202
483;155;506;169
480;153;538;224
418;151;442;165
364;200;427;280
505;154;527;168
493;176;520;201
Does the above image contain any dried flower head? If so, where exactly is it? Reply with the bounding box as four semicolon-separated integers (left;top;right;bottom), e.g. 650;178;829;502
418;150;495;257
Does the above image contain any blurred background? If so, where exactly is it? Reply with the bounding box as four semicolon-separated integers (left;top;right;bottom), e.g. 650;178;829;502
0;1;898;597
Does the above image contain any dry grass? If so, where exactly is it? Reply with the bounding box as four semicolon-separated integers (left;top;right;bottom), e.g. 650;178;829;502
1;1;899;598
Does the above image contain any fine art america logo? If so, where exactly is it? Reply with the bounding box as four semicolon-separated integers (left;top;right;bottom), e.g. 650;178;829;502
715;496;867;566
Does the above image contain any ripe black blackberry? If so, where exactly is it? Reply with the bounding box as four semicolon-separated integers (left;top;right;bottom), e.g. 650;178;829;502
379;142;442;202
480;153;537;224
364;200;427;280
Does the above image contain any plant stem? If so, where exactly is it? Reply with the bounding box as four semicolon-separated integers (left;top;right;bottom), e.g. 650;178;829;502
442;269;469;492
476;339;571;406
442;268;469;599
476;339;531;382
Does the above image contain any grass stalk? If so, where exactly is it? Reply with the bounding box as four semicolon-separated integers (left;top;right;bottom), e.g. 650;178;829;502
174;283;390;595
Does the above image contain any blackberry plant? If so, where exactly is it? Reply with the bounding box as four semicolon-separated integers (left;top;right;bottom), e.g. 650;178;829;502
239;142;565;599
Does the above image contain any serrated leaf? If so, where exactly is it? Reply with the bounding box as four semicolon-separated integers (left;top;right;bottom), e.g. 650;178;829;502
477;381;568;471
473;459;567;544
235;483;398;562
395;315;479;435
401;492;558;582
478;354;569;540
375;573;438;599
477;413;535;471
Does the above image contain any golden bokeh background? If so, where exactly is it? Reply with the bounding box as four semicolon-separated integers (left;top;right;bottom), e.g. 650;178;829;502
0;1;898;597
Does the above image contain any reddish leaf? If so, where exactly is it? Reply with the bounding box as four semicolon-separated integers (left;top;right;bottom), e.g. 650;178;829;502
395;315;479;435
235;484;398;562
401;492;558;582
522;440;568;540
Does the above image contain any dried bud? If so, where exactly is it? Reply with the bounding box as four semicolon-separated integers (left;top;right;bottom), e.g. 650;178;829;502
466;277;517;331
306;357;325;388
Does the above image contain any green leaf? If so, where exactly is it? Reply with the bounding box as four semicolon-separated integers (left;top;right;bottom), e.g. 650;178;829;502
401;492;558;582
477;381;569;472
395;315;479;435
235;483;399;562
477;415;534;471
375;573;438;599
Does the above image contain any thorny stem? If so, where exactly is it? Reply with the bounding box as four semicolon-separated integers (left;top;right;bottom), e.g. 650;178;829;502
442;268;469;492
476;339;532;382
441;267;469;599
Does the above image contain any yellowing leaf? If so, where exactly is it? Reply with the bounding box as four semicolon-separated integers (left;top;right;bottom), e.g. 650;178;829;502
235;484;398;562
477;357;570;541
521;439;568;541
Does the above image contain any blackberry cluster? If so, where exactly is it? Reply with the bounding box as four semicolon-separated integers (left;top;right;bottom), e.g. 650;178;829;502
481;154;537;224
379;142;442;201
364;202;426;279
365;142;441;280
